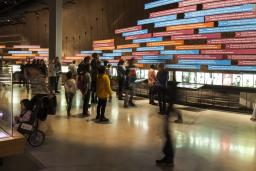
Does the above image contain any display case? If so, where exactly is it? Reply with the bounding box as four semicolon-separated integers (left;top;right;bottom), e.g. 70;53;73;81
0;66;13;139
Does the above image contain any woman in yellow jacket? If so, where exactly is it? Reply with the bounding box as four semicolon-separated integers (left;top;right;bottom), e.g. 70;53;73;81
96;66;112;122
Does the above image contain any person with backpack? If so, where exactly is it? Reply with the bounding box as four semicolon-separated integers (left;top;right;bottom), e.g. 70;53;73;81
64;72;76;119
117;59;125;100
124;58;137;108
69;60;77;80
96;66;112;122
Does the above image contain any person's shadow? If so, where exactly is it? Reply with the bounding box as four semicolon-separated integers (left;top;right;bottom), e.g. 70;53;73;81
157;165;174;171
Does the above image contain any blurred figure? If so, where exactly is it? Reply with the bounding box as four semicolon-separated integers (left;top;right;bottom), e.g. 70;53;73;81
77;56;90;76
64;72;76;119
156;64;169;114
148;64;157;105
81;64;91;117
96;66;112;122
39;60;48;78
54;57;62;94
117;59;125;100
124;58;137;108
19;60;25;87
48;60;56;94
251;103;256;122
69;60;77;80
90;53;101;104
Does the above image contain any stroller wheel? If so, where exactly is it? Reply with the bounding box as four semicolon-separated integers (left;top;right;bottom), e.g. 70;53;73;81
28;130;45;147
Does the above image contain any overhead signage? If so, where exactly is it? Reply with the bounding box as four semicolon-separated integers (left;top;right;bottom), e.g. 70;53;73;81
121;56;142;60
8;51;32;54
177;55;223;60
94;46;115;51
155;17;204;28
93;42;115;48
0;45;6;48
179;0;221;7
122;29;148;37
226;44;256;49
115;26;142;34
167;22;214;31
133;37;163;43
132;51;160;56
219;18;256;27
185;4;255;18
161;50;200;55
206;11;256;23
236;31;256;37
113;49;133;53
153;29;194;37
208;37;256;44
202;49;256;55
138;60;166;64
178;59;231;65
172;33;221;40
93;39;114;44
144;0;181;10
13;45;40;49
99;57;115;60
203;0;256;10
208;65;256;71
142;55;173;60
150;5;197;18
80;50;102;54
138;14;177;25
165;64;201;70
147;40;184;46
199;25;256;34
137;46;165;51
125;33;152;40
29;48;48;51
238;61;256;66
103;53;122;57
227;55;256;60
176;45;221;50
117;44;140;49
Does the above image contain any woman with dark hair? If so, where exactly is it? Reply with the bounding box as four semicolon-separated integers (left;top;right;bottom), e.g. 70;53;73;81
54;57;62;94
117;59;125;100
90;53;101;103
148;64;157;105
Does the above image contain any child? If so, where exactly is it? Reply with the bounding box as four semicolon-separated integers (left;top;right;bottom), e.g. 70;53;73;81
64;71;76;118
15;99;33;124
96;66;112;122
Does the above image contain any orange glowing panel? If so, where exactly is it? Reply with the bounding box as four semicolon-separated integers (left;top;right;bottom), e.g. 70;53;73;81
117;44;140;49
13;45;40;48
93;39;114;44
65;56;84;60
0;45;6;48
3;56;27;59
176;44;221;50
167;22;214;31
147;40;184;47
93;46;115;51
76;54;88;57
29;48;48;51
12;54;36;57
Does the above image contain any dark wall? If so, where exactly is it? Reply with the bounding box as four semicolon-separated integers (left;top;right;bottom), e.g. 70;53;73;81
0;0;148;56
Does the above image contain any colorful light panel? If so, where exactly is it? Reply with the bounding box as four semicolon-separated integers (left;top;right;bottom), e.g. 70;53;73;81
145;0;181;10
103;53;122;57
161;50;200;55
179;60;231;65
138;14;177;25
133;37;163;43
136;46;164;51
167;22;214;31
209;65;256;71
199;25;256;34
122;29;149;37
115;26;142;34
176;45;221;50
117;44;140;49
155;16;204;28
165;64;201;70
113;49;133;53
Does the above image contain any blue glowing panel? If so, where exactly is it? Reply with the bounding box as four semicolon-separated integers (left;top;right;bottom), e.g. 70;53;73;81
8;51;32;54
185;4;254;18
138;14;177;25
138;60;166;64
161;50;200;55
165;64;201;70
113;49;132;53
81;50;102;54
199;25;256;34
99;57;114;60
155;17;204;28
122;29;148;37
179;60;231;65
133;37;163;43
143;55;173;60
103;53;122;57
38;51;49;54
137;46;165;51
208;65;256;71
144;0;181;10
219;18;256;27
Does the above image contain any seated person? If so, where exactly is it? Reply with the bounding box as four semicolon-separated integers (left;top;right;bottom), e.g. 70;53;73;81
15;99;33;124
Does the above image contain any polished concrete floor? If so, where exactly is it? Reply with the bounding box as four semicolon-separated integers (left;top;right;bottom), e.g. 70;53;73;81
3;86;256;171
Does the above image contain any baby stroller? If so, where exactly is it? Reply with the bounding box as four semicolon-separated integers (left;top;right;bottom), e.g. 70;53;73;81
18;95;57;147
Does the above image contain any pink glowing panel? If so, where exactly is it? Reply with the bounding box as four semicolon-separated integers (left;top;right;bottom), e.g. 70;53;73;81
208;37;256;44
13;45;40;48
153;29;194;37
227;55;256;60
238;61;256;65
202;49;256;55
203;0;256;10
179;0;222;7
235;31;256;37
176;55;223;60
121;56;142;60
93;42;115;48
65;57;84;60
149;5;197;18
125;33;152;40
107;60;119;63
226;44;256;49
205;11;256;22
115;26;142;34
132;51;160;56
172;33;221;40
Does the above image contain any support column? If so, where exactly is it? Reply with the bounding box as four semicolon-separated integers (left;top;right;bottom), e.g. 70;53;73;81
48;0;63;61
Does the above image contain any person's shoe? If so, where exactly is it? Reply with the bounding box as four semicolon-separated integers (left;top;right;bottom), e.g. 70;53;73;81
156;158;174;167
158;111;164;115
174;119;183;124
129;102;136;107
100;117;109;122
250;118;256;122
124;104;128;108
55;91;60;94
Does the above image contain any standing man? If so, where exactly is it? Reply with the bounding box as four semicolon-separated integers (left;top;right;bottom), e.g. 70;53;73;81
55;57;62;94
48;59;56;94
117;59;125;100
90;53;101;104
156;63;169;114
148;64;157;105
